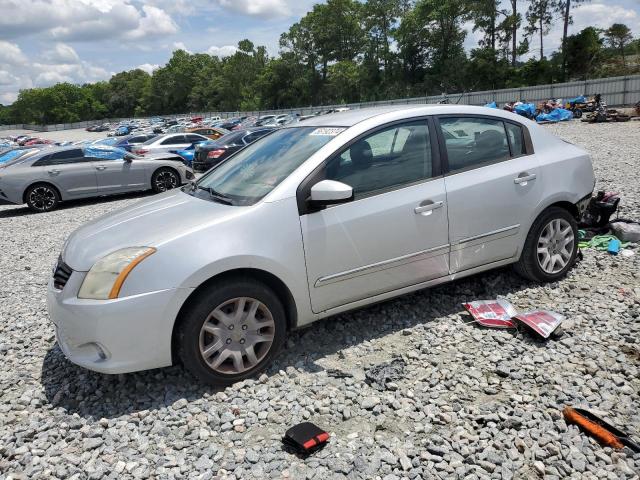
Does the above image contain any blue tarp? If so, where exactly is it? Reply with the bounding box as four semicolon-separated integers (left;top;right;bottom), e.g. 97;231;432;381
0;149;23;163
566;95;587;105
536;108;573;123
484;102;498;108
84;146;127;160
514;103;536;118
94;137;119;146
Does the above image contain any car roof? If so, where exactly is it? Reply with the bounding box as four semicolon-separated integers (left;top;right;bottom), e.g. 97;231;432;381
299;105;525;127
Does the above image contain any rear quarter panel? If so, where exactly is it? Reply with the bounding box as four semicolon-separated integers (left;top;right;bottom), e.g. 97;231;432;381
526;124;595;227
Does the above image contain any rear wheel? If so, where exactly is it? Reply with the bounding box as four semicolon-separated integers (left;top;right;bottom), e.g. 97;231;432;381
25;183;59;213
177;278;287;385
151;168;180;193
515;207;578;282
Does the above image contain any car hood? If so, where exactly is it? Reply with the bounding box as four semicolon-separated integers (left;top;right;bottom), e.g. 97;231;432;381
63;190;238;271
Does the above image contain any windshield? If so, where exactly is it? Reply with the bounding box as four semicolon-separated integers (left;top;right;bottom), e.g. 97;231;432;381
194;127;338;206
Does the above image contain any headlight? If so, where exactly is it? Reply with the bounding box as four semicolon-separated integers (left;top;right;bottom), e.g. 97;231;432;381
78;247;156;300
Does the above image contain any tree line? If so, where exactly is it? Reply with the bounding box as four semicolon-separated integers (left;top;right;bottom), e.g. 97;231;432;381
1;0;638;125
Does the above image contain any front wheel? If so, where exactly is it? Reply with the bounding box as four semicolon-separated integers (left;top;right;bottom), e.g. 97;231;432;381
515;207;578;282
151;168;180;193
176;278;287;385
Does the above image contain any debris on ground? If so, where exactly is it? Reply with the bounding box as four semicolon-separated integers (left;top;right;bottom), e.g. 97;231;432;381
365;357;407;391
563;407;640;452
463;299;564;338
610;221;640;243
514;310;564;339
283;422;330;455
462;298;517;328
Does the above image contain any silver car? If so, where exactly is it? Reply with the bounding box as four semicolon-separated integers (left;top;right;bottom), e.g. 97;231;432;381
0;145;193;212
133;132;209;155
48;106;595;384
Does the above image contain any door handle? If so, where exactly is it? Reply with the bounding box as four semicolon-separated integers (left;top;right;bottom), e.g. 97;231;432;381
48;169;60;175
95;165;107;171
514;173;537;184
415;200;444;215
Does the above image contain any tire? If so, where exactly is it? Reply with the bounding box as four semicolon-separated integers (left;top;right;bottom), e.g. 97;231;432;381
25;183;60;213
515;207;578;283
573;109;583;119
151;168;180;193
176;277;287;385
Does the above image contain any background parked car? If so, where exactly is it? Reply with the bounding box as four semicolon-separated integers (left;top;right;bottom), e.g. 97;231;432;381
133;133;209;156
185;127;229;140
192;127;276;172
112;133;158;152
0;145;194;212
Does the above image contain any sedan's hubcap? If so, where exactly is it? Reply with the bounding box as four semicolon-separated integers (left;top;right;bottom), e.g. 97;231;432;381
537;218;574;274
29;187;55;211
199;297;275;374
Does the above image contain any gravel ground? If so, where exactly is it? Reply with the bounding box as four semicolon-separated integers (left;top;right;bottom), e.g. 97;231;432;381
1;120;639;480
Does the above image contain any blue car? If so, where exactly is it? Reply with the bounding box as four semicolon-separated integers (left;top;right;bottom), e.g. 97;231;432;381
172;140;211;167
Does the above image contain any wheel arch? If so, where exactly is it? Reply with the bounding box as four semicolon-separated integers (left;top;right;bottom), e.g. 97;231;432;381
170;267;298;364
22;181;62;204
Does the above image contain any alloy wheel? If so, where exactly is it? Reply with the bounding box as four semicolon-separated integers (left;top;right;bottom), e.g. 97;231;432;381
199;297;275;374
155;171;178;192
537;218;574;274
29;186;56;211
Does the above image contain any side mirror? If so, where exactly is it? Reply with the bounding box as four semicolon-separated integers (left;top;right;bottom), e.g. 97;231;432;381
309;180;353;209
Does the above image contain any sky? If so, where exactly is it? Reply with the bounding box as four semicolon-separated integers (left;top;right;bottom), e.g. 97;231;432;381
0;0;639;105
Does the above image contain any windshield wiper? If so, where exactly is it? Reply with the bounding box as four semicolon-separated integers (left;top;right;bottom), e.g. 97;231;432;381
196;185;233;205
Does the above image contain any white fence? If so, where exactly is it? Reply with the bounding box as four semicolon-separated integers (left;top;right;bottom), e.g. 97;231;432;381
2;74;639;132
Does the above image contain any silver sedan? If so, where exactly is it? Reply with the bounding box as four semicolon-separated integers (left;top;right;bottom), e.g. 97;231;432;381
0;146;194;212
49;105;594;385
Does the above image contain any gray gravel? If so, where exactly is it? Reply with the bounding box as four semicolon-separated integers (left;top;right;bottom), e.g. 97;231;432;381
1;120;639;479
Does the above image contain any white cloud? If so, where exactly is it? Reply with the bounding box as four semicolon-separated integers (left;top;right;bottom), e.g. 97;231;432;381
0;71;18;86
217;0;290;18
0;41;27;65
41;43;81;64
0;0;177;42
172;42;192;53
124;5;179;40
0;92;18;104
207;45;238;57
137;63;160;74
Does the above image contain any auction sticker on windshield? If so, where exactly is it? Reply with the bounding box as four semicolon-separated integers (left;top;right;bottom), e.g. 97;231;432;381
310;127;346;136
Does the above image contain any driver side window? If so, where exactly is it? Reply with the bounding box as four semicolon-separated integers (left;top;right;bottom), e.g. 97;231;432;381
325;121;432;199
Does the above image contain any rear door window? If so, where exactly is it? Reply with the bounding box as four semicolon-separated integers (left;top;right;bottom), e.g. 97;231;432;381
505;122;526;157
439;117;510;172
33;149;85;166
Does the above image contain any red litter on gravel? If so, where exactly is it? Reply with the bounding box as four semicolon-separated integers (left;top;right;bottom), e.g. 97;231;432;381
514;310;565;339
462;298;518;329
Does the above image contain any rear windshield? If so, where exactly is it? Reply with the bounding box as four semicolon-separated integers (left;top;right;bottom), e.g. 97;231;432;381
195;127;337;206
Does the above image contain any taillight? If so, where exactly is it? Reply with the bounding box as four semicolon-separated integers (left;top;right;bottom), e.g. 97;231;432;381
207;149;225;159
135;149;148;155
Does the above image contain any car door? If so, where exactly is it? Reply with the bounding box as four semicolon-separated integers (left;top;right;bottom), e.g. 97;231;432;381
88;152;148;193
437;116;542;273
32;149;97;197
299;119;450;313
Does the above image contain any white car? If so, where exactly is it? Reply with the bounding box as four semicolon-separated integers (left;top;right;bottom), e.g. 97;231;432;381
133;132;209;155
48;105;594;384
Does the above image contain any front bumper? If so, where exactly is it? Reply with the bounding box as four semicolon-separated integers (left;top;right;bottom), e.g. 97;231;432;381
47;271;194;374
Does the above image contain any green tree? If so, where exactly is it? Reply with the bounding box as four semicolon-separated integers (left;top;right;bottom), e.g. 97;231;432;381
565;26;603;80
559;0;589;80
605;23;633;68
107;69;151;118
525;0;559;59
